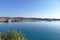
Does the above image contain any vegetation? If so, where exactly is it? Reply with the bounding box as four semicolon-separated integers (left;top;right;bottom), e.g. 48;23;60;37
0;30;28;40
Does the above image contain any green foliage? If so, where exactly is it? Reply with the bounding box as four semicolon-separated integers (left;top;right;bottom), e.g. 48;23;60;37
0;30;28;40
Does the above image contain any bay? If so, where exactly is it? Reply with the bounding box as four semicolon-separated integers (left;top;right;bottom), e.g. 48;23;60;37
0;22;60;40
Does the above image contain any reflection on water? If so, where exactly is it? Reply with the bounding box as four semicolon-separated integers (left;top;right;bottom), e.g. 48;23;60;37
0;22;60;40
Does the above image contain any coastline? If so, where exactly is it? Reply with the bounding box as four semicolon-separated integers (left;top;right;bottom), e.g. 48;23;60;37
0;17;60;23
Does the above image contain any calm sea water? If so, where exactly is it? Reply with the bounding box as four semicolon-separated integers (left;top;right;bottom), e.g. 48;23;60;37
0;22;60;40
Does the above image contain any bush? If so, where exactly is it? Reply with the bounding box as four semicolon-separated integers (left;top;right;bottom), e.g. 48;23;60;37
0;30;28;40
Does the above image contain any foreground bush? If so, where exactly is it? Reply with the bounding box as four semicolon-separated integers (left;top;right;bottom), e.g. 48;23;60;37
0;30;28;40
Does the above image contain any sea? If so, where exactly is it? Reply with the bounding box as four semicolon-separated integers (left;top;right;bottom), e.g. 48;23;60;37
0;21;60;40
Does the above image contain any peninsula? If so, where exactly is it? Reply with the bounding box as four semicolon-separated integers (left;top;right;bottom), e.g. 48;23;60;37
0;17;59;23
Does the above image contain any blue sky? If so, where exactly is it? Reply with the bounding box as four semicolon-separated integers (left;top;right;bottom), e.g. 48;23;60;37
0;0;60;18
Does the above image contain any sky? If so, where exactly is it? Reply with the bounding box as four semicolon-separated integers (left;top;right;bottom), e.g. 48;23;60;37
0;0;60;18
